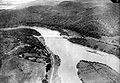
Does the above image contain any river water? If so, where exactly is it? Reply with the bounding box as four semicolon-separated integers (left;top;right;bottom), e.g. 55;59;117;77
26;26;119;83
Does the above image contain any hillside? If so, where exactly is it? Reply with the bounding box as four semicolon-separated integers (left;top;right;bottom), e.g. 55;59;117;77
0;1;119;58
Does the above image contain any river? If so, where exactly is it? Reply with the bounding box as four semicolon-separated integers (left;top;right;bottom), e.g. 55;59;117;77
20;26;120;83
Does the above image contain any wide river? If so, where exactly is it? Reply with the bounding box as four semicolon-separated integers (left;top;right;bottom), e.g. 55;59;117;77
22;26;119;83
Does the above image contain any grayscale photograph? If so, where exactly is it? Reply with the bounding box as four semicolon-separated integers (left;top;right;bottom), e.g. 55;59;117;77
0;0;120;83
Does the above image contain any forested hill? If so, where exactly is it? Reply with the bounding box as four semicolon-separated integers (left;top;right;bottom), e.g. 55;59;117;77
0;1;119;38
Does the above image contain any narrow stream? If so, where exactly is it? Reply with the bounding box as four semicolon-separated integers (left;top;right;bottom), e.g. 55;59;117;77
30;26;120;83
